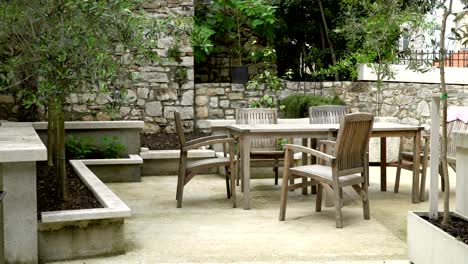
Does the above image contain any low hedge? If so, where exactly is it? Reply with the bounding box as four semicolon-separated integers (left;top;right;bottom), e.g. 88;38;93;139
281;94;345;118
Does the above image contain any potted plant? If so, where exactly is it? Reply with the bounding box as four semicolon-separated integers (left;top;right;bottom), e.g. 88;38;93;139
195;0;277;83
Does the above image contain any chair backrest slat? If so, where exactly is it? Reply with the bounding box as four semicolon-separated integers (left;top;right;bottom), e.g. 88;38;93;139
236;108;278;150
447;120;468;159
174;111;186;150
309;105;349;124
334;113;374;173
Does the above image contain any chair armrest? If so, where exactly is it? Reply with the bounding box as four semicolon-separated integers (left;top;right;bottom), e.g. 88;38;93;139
317;140;336;148
284;144;335;162
185;134;228;147
183;138;235;151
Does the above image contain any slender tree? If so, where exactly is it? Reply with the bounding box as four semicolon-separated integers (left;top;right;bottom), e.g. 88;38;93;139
0;0;161;199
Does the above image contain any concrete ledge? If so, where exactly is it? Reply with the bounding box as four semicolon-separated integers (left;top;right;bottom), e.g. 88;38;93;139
41;160;131;223
81;155;142;183
0;127;47;162
81;154;143;165
140;149;215;159
2;121;142;156
1;120;144;130
141;150;217;176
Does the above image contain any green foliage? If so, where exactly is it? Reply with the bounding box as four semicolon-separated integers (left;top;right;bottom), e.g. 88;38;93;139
194;0;278;65
101;136;126;159
65;136;97;160
0;0;160;108
65;135;126;159
277;138;289;151
281;94;346;118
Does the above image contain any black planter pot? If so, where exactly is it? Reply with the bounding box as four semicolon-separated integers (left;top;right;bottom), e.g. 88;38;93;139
230;65;249;84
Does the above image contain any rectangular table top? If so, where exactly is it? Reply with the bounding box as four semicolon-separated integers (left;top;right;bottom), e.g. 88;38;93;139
226;122;423;133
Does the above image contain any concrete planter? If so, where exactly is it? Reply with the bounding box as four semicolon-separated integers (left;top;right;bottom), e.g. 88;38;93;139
38;160;131;262
81;154;143;183
407;211;468;264
1;121;144;156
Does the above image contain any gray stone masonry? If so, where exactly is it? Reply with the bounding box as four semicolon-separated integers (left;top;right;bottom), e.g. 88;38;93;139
194;81;468;133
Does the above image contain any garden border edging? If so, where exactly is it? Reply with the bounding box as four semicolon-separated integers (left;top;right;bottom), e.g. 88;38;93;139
38;159;131;262
407;211;468;264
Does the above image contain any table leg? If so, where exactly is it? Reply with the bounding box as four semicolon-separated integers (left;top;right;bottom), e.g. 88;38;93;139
412;130;421;203
380;137;387;191
301;138;308;195
240;135;251;210
310;138;317;194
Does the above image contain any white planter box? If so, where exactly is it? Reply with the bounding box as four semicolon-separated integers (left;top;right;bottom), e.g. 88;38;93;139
408;211;468;264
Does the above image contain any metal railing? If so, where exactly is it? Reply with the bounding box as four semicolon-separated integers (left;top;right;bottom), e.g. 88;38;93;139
398;50;468;68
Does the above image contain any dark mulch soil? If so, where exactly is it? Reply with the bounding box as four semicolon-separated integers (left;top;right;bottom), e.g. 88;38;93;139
422;214;468;244
36;161;103;220
141;132;210;150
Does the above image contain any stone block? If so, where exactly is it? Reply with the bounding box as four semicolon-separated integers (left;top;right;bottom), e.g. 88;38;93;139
196;107;209;118
145;101;163;117
209;97;219;108
164;106;194;119
228;92;243;100
137;88;150;99
219;100;230;108
196;96;209;106
181;90;194;106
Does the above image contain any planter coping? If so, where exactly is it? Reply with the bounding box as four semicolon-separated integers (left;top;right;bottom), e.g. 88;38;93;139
79;154;143;165
0;127;47;162
207;118;310;128
454;131;468;149
1;121;144;130
140;149;216;159
41;160;131;223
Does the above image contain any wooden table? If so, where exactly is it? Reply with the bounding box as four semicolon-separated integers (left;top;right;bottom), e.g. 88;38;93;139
227;122;424;209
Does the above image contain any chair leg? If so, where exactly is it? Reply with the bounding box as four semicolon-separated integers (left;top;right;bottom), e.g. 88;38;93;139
395;156;402;193
236;148;241;187
419;158;428;202
230;161;237;208
334;187;343;228
176;165;186;208
362;182;370;220
274;158;279;185
279;153;292;221
315;183;323;212
225;166;231;199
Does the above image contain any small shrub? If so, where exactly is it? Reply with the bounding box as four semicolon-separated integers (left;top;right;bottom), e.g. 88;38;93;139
281;94;345;118
65;136;97;159
100;136;126;158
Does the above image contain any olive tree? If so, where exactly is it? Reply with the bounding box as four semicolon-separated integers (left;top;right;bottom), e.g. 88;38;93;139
0;0;161;199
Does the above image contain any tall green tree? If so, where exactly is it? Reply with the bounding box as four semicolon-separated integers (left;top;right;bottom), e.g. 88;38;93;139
0;0;160;199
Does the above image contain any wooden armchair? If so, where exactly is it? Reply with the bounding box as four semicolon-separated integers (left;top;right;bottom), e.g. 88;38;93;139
235;108;283;185
279;113;374;228
309;105;349;125
395;119;468;201
174;111;236;208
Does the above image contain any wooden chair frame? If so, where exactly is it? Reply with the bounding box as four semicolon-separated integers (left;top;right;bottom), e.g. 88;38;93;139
174;111;236;208
279;113;374;228
235;108;283;186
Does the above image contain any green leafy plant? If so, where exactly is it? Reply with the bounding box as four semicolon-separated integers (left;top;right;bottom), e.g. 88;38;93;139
65;136;97;160
101;136;126;159
281;94;345;118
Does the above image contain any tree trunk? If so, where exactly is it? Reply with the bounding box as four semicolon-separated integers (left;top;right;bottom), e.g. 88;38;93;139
439;0;453;226
317;0;339;81
47;103;55;167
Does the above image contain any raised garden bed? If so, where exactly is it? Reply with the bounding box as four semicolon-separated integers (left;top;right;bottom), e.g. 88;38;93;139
141;132;209;150
38;159;131;262
408;212;468;264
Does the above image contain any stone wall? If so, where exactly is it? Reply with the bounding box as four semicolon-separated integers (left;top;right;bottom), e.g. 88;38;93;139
195;81;468;132
1;0;196;134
